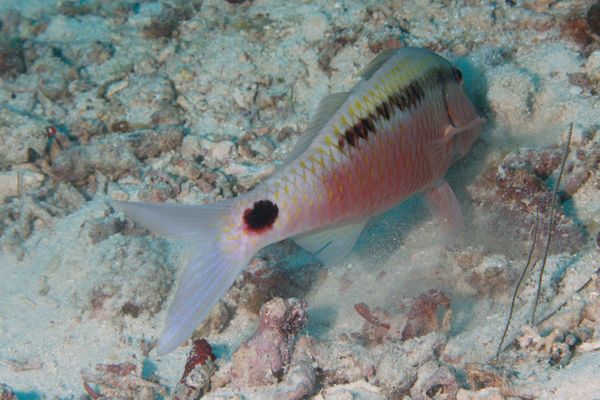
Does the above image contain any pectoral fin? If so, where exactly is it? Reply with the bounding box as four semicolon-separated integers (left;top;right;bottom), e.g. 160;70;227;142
428;115;486;170
443;117;487;140
294;219;368;266
425;181;464;233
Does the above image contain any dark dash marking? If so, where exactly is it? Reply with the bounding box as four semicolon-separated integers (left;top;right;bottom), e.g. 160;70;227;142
406;82;423;108
338;67;453;150
342;118;373;149
363;117;375;134
354;121;367;139
345;128;357;147
243;200;278;234
376;103;390;120
383;101;392;119
390;94;401;109
398;93;409;110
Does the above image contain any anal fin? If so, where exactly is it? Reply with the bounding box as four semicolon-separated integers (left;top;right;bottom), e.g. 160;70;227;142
294;219;368;266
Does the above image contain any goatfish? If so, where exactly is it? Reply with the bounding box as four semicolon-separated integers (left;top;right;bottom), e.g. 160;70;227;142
113;47;485;355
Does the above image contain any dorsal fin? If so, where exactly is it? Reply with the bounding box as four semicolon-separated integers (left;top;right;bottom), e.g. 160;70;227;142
358;48;398;80
279;92;350;168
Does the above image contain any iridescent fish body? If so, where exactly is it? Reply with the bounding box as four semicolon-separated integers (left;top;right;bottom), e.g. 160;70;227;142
114;47;485;354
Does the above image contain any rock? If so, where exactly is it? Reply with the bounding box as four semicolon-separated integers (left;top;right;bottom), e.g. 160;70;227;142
548;341;571;367
0;109;48;167
80;360;165;399
310;338;376;385
456;387;505;400
53;182;86;212
468;146;588;255
319;380;384;400
302;14;329;44
0;170;45;203
86;236;175;320
375;333;446;398
465;363;505;390
39;14;110;43
231;297;308;387
181;135;206;159
0;37;25;78
111;74;178;126
410;361;459;400
207;140;234;162
229;253;324;315
447;247;484;271
206;334;316;399
355;302;406;346
88;218;123;244
52;142;139;184
205;363;315;400
124;127;184;160
52;126;183;185
466;254;515;298
0;383;16;400
486;64;535;130
173;339;216;400
579;340;600;352
195;300;232;337
402;290;451;340
587;3;600;36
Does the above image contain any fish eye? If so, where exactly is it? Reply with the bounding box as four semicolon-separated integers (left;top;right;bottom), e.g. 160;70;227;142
452;66;463;84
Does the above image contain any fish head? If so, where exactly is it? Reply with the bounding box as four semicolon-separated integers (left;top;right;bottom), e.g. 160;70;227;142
446;65;486;160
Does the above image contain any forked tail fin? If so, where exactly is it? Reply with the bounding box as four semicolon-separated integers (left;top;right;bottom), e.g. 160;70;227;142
111;200;248;355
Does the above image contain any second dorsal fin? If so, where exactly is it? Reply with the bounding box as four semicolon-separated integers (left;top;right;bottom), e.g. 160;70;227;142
358;48;398;80
279;92;350;168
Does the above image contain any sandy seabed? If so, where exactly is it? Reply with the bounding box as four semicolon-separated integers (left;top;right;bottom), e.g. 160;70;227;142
1;0;600;399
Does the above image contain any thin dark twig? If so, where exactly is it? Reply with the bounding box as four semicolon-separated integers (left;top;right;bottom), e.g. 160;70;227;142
534;273;597;327
531;123;573;325
496;209;540;356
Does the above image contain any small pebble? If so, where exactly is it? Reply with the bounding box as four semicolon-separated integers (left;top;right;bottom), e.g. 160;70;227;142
579;340;600;352
105;80;129;98
0;170;45;202
111;120;131;133
564;333;581;347
302;14;329;43
549;342;572;367
569;86;583;95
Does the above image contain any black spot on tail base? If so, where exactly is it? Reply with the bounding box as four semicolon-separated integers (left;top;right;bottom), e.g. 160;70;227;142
243;200;279;234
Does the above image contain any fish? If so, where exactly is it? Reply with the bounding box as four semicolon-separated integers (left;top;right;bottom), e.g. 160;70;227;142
112;46;486;355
